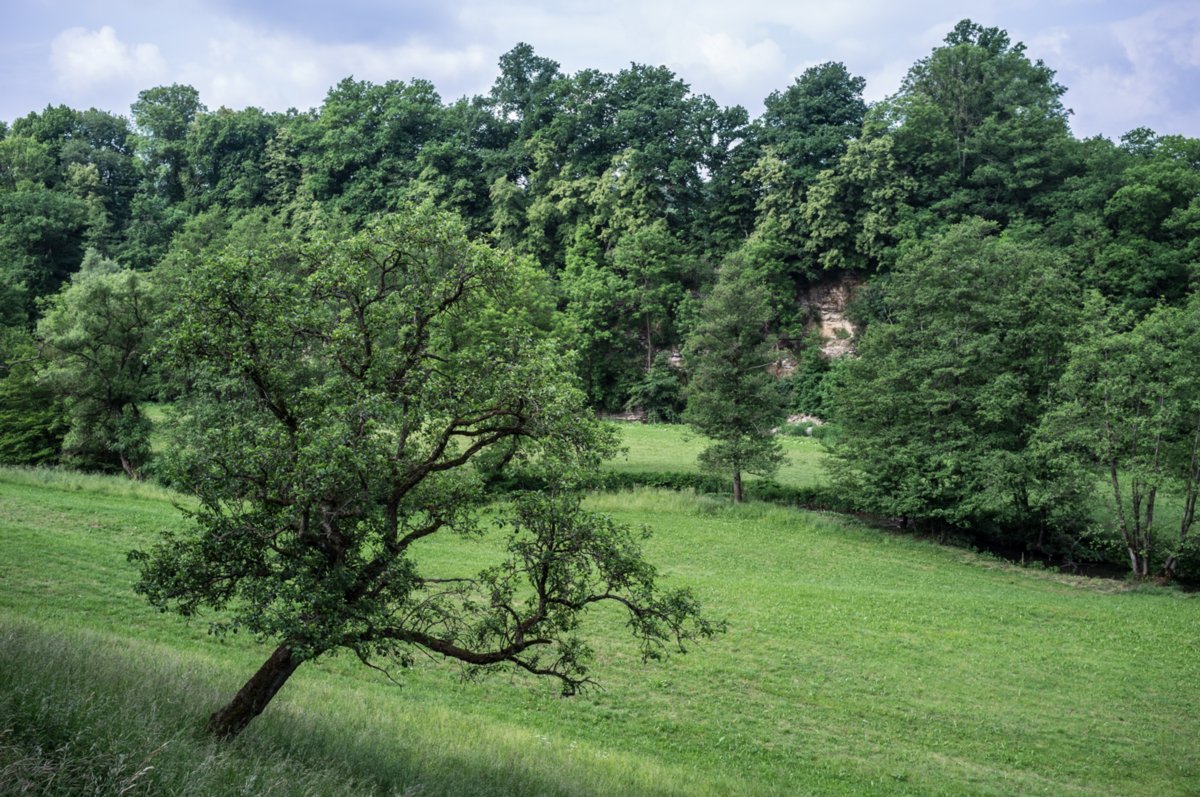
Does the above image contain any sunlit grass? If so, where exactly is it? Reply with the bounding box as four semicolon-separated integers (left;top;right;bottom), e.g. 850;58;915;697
604;422;827;488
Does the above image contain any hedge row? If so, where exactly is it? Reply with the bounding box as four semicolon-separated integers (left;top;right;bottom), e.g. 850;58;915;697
488;468;857;513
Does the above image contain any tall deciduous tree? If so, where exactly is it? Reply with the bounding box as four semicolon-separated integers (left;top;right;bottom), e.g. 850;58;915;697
0;327;66;465
805;20;1074;273
36;251;160;477
1037;294;1200;579
684;254;786;502
0;187;90;321
130;205;715;739
131;84;206;204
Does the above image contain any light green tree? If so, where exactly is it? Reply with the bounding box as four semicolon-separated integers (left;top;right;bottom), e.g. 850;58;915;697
1037;294;1200;579
37;251;160;477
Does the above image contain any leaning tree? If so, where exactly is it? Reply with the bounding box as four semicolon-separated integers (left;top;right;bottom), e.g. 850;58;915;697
131;205;715;739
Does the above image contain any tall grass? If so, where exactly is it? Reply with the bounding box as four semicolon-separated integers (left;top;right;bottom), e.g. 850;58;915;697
0;622;395;796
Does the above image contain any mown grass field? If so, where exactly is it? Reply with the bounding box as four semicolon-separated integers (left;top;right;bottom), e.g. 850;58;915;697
2;429;1199;796
604;422;827;488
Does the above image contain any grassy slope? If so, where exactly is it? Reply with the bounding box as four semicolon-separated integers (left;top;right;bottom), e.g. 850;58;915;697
2;465;1198;796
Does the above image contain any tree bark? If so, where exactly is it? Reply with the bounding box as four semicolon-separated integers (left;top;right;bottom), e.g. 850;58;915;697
732;470;743;504
206;644;301;739
1160;554;1178;584
119;453;140;481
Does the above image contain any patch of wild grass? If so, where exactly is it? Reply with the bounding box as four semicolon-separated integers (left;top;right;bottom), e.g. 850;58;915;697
0;622;398;796
0;464;182;503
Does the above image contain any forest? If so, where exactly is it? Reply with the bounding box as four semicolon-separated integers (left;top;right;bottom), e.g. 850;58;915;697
5;20;1199;580
2;17;1200;795
9;18;1200;576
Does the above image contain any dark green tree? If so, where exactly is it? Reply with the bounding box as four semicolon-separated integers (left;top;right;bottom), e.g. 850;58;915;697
185;106;280;210
683;254;786;502
625;352;687;423
10;105;139;249
1091;133;1200;314
130;205;715;739
805;20;1074;272
301;77;449;215
0;187;90;321
558;223;639;409
827;219;1084;544
747;59;868;273
0;327;66;465
131;84;206;204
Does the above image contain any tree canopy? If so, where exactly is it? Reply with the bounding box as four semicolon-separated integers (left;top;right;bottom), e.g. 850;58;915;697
826;219;1085;546
683;254;787;502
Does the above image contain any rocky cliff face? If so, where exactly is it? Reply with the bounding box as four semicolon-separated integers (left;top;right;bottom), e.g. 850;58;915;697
800;275;862;358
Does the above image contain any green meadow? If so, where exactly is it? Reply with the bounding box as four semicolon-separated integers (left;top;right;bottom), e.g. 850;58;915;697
605;422;828;489
2;426;1198;796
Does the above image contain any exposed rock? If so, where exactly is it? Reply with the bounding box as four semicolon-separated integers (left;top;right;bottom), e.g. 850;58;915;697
769;354;798;377
787;413;826;426
800;275;863;358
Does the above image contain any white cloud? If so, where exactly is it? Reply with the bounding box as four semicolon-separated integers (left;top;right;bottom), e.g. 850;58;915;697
11;1;1195;137
1039;2;1200;137
689;33;786;90
50;26;165;90
174;23;489;110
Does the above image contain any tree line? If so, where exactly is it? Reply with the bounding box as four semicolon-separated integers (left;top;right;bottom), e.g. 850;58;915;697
2;20;1199;581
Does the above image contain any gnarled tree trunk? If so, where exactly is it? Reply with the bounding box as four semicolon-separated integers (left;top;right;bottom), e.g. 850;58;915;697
207;644;301;739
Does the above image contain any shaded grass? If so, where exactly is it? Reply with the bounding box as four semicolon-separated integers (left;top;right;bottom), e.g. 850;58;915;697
2;468;1199;795
0;624;394;796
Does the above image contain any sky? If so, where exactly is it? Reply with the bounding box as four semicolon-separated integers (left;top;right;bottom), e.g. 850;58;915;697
3;0;1199;140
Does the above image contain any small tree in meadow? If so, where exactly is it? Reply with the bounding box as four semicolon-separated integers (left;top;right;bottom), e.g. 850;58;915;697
1038;293;1200;580
683;254;786;502
37;251;160;478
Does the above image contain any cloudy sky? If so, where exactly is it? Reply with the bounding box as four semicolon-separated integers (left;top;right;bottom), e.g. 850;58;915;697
3;0;1198;139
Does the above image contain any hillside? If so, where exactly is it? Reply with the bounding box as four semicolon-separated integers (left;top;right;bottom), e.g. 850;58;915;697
2;466;1197;796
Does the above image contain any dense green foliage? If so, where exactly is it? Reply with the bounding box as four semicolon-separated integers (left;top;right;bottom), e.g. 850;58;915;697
826;220;1085;546
130;206;713;737
0;22;1193;417
36;251;160;476
1037;294;1200;579
0;17;1194;561
683;255;787;501
3;18;1200;775
0;327;65;464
